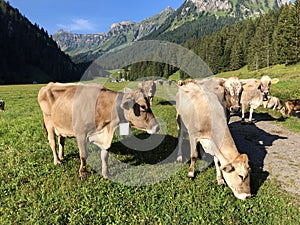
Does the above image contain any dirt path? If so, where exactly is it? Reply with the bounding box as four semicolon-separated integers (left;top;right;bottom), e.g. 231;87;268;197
229;115;300;198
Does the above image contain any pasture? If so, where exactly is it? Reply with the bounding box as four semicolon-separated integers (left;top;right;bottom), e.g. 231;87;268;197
0;64;300;224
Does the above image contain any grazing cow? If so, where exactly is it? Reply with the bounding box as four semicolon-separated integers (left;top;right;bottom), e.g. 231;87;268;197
262;96;285;115
38;82;159;179
240;76;279;123
285;99;300;116
139;80;156;105
0;100;4;111
176;82;251;200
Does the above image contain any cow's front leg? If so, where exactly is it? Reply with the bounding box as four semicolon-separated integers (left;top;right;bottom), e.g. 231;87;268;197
214;156;225;185
77;136;88;179
241;104;247;125
58;136;65;161
188;138;197;178
101;149;109;179
248;107;254;123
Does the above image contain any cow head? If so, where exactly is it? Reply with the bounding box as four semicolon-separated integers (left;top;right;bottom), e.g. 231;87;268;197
259;76;279;101
221;154;251;200
122;88;159;134
218;77;243;113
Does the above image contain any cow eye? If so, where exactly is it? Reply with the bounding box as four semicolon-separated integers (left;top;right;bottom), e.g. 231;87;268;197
140;105;147;111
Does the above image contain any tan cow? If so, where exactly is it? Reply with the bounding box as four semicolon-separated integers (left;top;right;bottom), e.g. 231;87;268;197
181;77;245;122
262;96;285;115
38;82;159;179
138;80;156;105
176;82;251;200
240;76;279;124
285;99;300;116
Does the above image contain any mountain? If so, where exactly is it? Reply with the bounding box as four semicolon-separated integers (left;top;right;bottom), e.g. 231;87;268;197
52;6;175;63
142;0;290;42
53;0;290;64
0;0;82;84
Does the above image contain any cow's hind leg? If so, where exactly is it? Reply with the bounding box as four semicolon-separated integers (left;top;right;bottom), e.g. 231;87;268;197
45;123;60;165
188;137;197;178
77;135;88;179
58;136;65;161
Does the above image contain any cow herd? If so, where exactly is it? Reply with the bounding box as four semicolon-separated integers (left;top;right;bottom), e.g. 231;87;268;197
37;76;299;200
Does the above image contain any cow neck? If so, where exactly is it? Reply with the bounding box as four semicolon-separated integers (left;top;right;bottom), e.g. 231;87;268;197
116;92;127;124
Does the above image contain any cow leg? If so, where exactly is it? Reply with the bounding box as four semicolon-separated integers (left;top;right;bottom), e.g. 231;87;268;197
58;136;65;161
77;136;88;179
46;126;60;165
241;104;246;124
101;149;109;179
248;107;254;123
188;137;197;178
214;156;225;185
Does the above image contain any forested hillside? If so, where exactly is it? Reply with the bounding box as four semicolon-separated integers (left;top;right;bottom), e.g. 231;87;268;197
0;0;82;84
126;1;299;80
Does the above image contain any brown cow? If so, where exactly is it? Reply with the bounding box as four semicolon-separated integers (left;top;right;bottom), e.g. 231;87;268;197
262;96;285;115
138;80;156;105
38;82;159;179
0;100;4;111
176;82;251;200
240;76;279;123
285;99;300;116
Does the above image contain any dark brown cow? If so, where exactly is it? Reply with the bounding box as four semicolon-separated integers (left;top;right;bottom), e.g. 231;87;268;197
38;82;159;179
285;99;300;116
0;100;4;111
176;82;251;200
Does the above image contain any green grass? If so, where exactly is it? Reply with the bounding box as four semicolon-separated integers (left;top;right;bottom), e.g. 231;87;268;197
216;63;300;132
0;81;300;224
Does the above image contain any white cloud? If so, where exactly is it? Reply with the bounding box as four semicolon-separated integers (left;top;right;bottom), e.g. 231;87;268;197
57;18;97;33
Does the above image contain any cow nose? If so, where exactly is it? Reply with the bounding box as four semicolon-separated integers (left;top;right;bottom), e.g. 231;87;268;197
230;106;240;113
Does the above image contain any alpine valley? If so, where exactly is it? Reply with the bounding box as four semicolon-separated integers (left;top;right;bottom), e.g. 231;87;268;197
53;0;290;63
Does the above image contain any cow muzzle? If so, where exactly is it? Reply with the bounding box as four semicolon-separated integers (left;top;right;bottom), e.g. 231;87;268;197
146;119;160;134
230;106;240;113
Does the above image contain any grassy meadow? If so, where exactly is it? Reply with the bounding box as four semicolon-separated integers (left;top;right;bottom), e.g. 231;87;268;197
0;64;300;224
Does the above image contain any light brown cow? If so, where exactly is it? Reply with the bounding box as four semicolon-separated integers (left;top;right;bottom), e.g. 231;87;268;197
240;76;279;124
262;96;285;115
176;82;251;200
285;99;300;116
182;77;245;122
138;80;156;105
38;82;159;179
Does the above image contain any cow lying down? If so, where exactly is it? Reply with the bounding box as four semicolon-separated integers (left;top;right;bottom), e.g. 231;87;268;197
176;82;251;200
38;82;159;179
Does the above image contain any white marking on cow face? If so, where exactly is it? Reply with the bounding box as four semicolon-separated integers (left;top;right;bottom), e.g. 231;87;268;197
224;78;242;113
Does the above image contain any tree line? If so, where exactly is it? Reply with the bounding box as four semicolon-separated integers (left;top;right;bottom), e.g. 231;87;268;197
124;1;300;80
0;0;84;84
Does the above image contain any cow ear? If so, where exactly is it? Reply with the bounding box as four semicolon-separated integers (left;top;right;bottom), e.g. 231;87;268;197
221;163;235;173
271;78;279;84
216;78;226;86
124;87;133;93
121;97;134;110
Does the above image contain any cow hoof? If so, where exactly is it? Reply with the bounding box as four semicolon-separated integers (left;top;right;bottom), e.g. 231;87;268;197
54;160;61;165
176;156;183;163
79;171;88;180
217;179;225;185
102;174;110;180
188;172;194;178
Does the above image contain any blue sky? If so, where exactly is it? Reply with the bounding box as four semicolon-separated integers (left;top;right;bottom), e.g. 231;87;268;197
8;0;184;34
